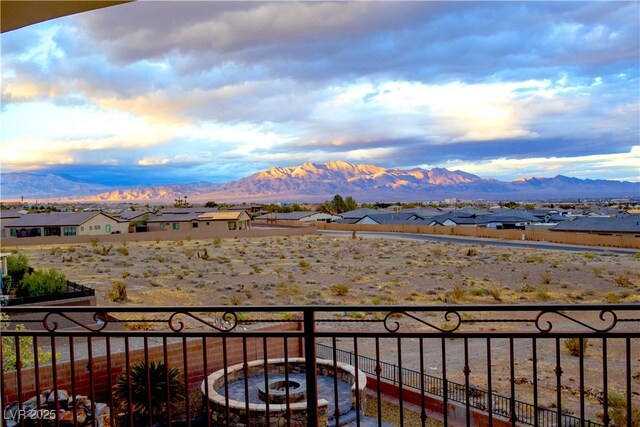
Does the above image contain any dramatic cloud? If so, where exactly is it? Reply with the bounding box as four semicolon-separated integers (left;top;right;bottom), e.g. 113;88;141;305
1;1;638;186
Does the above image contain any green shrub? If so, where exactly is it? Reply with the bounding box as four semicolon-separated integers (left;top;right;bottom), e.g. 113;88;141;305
1;313;57;372
113;361;183;421
6;253;29;286
20;269;66;297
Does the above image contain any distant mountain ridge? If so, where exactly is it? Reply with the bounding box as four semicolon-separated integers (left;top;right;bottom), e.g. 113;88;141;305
1;161;638;202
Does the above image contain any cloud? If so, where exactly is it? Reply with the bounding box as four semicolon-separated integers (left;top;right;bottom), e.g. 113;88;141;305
434;146;640;182
1;1;637;186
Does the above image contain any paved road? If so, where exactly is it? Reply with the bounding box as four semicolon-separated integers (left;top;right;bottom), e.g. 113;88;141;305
318;230;639;254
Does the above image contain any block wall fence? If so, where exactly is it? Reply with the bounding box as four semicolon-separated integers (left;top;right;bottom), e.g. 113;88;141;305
2;322;303;406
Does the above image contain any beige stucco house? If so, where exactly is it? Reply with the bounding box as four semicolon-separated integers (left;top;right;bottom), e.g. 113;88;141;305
148;210;252;232
4;212;129;237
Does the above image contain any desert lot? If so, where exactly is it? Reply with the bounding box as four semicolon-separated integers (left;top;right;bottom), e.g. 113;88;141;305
6;234;639;307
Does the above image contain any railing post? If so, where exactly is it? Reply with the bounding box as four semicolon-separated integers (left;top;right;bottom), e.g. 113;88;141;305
303;308;319;425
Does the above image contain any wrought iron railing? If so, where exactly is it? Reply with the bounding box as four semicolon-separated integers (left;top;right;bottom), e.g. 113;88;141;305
315;343;604;426
3;280;95;306
1;304;638;427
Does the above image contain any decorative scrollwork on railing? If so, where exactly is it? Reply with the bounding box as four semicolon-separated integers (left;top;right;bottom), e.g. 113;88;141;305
168;311;238;333
42;311;109;332
383;310;462;333
535;309;618;333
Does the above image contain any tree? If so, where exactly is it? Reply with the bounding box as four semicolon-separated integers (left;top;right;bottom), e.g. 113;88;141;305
331;194;347;213
344;196;358;212
204;201;218;208
173;196;191;208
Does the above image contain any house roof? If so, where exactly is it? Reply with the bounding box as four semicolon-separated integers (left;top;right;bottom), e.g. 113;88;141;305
117;210;153;220
197;211;248;221
255;211;317;220
4;212;113;227
158;208;218;215
334;218;361;224
365;213;421;223
148;213;200;222
480;216;536;224
550;216;640;233
339;208;385;219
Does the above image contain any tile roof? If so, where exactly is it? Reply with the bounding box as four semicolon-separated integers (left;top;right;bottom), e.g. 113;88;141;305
5;212;103;227
255;211;317;220
551;216;640;233
339;208;385;219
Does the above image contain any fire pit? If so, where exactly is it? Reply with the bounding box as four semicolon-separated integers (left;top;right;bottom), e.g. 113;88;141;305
202;357;367;426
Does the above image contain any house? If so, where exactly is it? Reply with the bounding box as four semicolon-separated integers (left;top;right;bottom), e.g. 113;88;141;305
355;213;427;225
0;210;24;237
229;204;264;213
255;211;341;223
4;212;129;237
550;216;640;237
428;211;480;227
148;210;252;232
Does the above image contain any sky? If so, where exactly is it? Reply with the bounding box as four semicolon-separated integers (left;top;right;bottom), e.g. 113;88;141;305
1;1;639;186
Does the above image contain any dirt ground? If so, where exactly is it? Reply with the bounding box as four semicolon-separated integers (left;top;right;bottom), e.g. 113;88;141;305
7;234;639;307
4;234;639;423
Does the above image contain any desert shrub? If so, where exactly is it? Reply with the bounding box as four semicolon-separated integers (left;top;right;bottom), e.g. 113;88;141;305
471;288;489;296
605;293;622;303
330;284;349;296
20;269;66;297
489;288;503;302
563;337;588;357
500;253;511;261
540;271;553;284
606;389;640;426
536;286;551;301
230;295;243;305
524;254;544;263
183;248;195;259
116;246;129;256
449;285;467;302
614;275;633;287
89;237;100;247
583;251;595;260
113;361;183;422
466;248;477;257
299;260;310;273
95;244;113;256
213;236;222;246
109;280;128;302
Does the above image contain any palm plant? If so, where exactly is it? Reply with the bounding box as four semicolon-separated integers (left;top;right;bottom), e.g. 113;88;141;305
113;361;183;424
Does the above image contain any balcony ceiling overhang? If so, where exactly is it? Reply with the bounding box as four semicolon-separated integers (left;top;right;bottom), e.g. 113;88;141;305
1;0;132;33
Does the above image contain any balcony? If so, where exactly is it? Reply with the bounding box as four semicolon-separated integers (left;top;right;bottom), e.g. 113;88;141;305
1;304;639;426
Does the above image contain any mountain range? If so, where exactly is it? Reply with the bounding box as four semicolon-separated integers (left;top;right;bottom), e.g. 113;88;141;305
1;161;638;202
